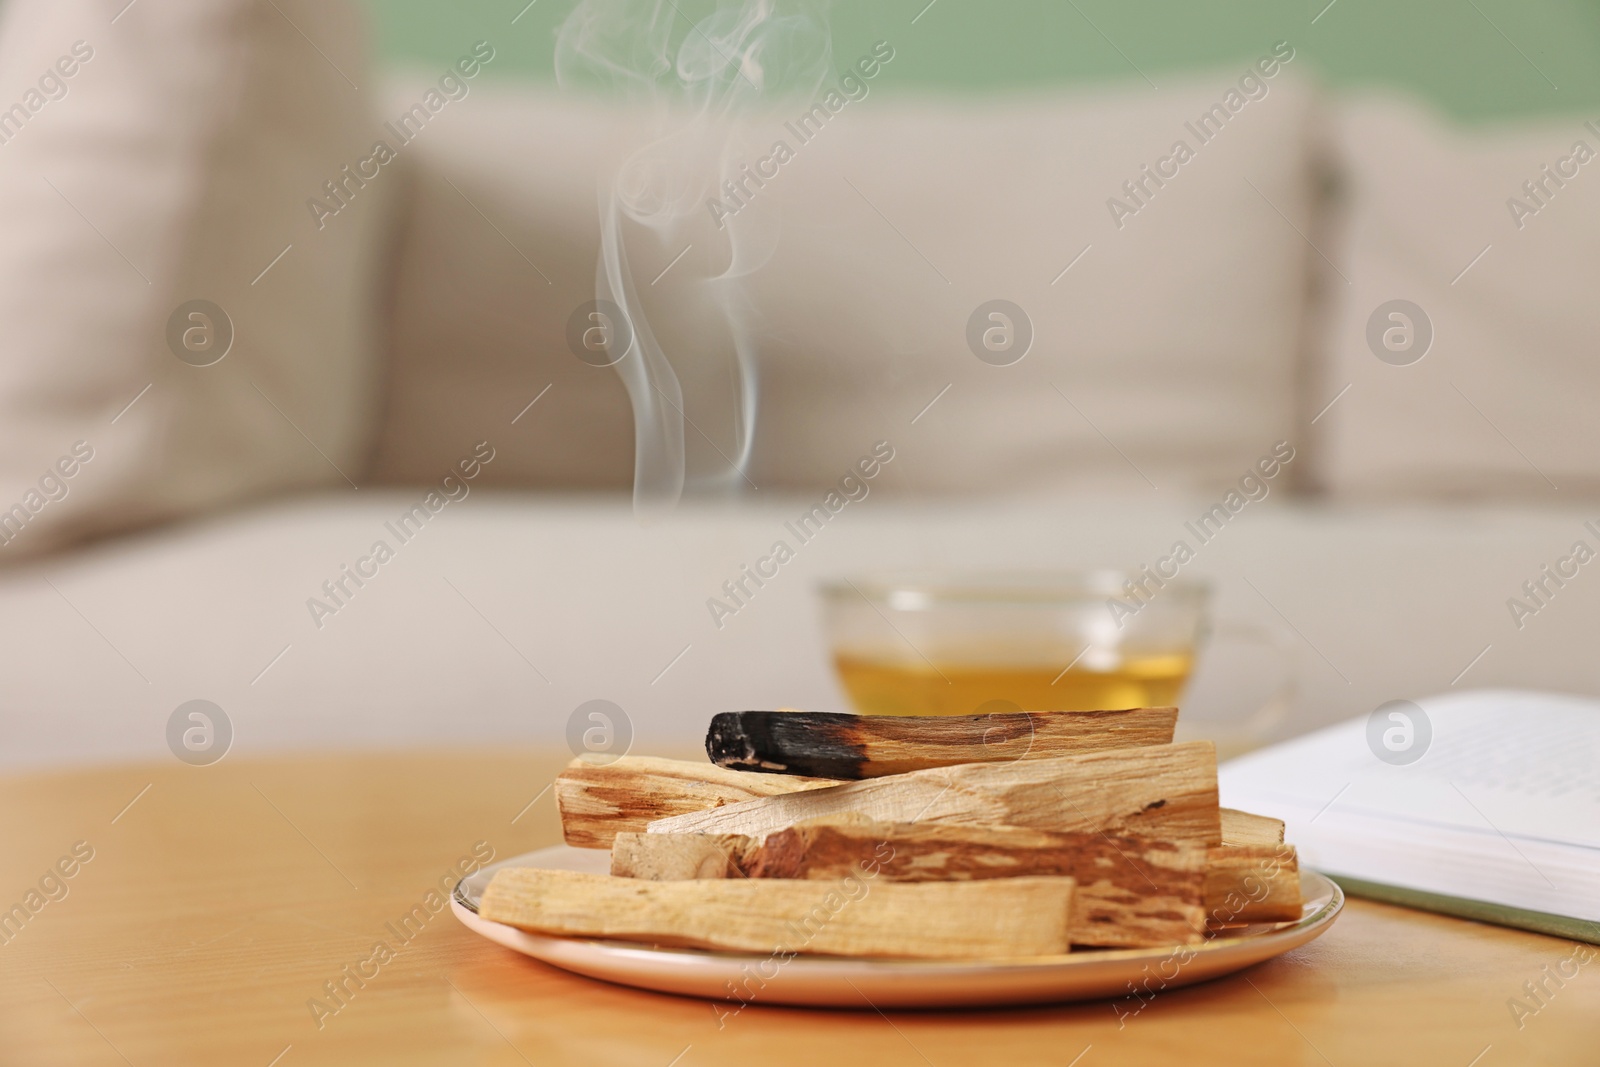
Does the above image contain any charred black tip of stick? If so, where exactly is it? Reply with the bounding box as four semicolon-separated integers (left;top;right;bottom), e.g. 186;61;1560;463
705;711;868;777
705;711;768;771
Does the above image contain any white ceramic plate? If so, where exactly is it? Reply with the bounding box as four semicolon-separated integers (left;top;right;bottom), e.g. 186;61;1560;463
452;845;1343;1009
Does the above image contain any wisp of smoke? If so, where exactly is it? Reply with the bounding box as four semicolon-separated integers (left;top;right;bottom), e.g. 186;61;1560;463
556;0;832;515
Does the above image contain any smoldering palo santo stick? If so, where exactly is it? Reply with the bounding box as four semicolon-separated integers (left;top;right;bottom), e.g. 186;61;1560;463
705;707;1179;778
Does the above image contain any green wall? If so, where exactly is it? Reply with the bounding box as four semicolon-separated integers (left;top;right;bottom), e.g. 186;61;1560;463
367;0;1599;123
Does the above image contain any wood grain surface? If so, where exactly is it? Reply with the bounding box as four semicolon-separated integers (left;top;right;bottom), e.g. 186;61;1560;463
647;742;1222;843
554;755;836;848
612;820;1211;947
0;749;1595;1066
481;867;1079;958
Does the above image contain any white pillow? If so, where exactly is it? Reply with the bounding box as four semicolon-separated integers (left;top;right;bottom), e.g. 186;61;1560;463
370;68;1321;497
0;0;392;557
738;77;1320;495
1313;94;1600;498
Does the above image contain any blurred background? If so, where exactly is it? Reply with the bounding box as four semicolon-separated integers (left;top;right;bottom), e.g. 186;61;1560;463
1;0;1597;769
377;0;1599;117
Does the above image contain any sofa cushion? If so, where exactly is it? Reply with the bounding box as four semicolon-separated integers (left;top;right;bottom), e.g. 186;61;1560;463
2;491;1595;771
370;67;1322;498
0;0;391;557
1313;94;1600;498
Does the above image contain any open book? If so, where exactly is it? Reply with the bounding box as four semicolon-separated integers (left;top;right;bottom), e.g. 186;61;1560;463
1219;689;1600;942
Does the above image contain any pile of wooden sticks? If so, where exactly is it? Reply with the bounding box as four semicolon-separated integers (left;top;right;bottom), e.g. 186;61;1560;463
479;708;1302;959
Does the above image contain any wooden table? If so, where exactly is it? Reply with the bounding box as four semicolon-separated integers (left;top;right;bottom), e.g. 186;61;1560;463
2;751;1595;1066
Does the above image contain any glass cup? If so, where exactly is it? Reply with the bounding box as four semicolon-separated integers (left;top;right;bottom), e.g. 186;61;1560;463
819;571;1289;754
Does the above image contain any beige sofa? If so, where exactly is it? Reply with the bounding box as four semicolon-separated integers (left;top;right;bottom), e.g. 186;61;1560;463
1;0;1596;768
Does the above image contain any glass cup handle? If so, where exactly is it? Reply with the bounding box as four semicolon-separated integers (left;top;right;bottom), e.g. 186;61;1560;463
1205;618;1297;741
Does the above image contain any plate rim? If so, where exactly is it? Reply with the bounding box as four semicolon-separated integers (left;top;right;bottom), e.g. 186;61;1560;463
454;844;1344;972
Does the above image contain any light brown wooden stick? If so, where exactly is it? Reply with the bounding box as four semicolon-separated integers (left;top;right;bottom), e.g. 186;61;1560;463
614;826;1302;927
1221;808;1286;846
646;741;1221;845
613;818;1208;947
479;867;1077;959
1213;812;1299;923
554;756;836;849
1205;844;1302;923
611;832;742;880
612;829;1304;936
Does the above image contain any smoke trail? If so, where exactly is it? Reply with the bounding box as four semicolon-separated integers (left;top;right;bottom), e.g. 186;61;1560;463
556;0;832;515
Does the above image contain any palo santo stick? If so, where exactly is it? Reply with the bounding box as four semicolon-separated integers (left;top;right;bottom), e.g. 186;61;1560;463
647;741;1221;845
555;756;835;849
1220;808;1286;846
478;867;1076;959
612;832;742;880
614;822;1301;936
614;827;1301;924
706;707;1178;778
1205;844;1302;923
614;819;1208;947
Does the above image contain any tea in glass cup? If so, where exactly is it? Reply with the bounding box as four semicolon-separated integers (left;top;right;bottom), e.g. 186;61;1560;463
820;572;1208;717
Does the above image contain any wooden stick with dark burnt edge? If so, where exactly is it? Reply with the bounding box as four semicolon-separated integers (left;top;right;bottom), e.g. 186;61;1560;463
612;818;1211;947
705;706;1179;778
612;815;1300;936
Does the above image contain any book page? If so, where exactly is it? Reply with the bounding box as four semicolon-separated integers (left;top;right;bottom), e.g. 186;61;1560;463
1220;689;1600;851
